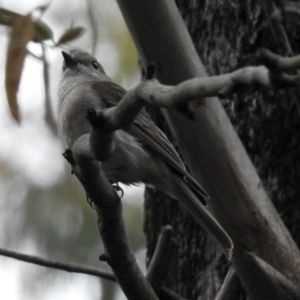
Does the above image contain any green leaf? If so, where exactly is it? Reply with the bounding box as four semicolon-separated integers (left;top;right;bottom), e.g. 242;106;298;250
0;8;53;41
56;27;85;45
0;8;19;26
5;13;34;122
33;20;53;41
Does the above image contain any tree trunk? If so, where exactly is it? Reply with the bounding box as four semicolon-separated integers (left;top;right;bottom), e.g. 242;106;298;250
144;1;300;299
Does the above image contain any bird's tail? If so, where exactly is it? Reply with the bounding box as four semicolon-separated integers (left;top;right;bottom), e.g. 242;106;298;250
172;173;233;259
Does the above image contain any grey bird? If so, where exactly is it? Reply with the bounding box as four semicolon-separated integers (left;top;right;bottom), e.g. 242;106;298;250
58;50;233;258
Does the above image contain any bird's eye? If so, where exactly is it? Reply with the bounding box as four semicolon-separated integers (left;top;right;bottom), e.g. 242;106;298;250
92;61;98;70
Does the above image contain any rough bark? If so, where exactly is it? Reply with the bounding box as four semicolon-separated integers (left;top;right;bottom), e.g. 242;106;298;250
144;1;300;299
176;0;300;248
144;114;227;300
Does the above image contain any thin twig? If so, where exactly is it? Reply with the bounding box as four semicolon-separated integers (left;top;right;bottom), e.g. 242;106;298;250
86;0;99;56
0;247;116;281
159;287;188;300
262;0;292;56
257;48;300;71
0;246;185;298
27;50;42;60
262;0;300;116
146;225;176;291
215;267;240;300
41;43;58;135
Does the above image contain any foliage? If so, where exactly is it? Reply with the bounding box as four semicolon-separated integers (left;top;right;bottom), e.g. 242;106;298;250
0;2;141;299
5;13;34;122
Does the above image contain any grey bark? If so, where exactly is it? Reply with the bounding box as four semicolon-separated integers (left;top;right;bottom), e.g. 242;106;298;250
143;0;300;299
175;0;300;246
115;0;300;299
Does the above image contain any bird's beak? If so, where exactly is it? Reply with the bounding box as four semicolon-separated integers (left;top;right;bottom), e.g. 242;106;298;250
62;51;78;68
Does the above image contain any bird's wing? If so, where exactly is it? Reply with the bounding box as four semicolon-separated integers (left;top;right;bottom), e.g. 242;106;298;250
90;81;234;257
91;81;209;205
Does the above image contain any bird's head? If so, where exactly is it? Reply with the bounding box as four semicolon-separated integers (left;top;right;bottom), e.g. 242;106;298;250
61;50;107;80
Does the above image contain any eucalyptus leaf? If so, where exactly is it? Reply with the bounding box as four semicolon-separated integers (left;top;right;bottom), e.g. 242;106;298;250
5;13;34;122
0;8;53;41
56;27;85;45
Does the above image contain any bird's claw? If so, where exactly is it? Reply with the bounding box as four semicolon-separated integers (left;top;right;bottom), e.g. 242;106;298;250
111;181;124;198
86;193;95;209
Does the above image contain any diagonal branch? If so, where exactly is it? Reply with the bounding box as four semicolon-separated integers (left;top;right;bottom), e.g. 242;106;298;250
0;247;116;281
65;136;159;300
0;242;186;298
88;49;300;161
245;251;300;300
146;225;176;292
215;267;240;300
262;0;292;56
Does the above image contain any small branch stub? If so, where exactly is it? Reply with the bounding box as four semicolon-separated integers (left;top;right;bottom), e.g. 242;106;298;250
144;63;156;80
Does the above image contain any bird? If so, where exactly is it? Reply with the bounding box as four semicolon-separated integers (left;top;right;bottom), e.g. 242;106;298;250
58;50;233;259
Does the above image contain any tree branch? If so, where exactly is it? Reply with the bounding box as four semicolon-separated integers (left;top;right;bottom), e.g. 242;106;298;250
116;1;300;299
87;49;300;161
245;251;300;300
215;267;240;300
0;226;183;299
0;241;186;299
0;247;116;281
262;0;292;56
64;135;159;300
262;0;300;116
257;48;300;71
146;225;176;292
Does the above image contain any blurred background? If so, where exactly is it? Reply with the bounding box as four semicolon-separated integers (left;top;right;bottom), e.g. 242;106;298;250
0;0;145;299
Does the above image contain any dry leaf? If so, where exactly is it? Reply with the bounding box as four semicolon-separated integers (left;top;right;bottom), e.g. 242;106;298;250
56;27;85;45
0;8;53;41
5;13;34;122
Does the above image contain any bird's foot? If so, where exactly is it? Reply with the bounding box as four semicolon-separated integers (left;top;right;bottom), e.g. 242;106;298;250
110;181;124;198
86;193;95;209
